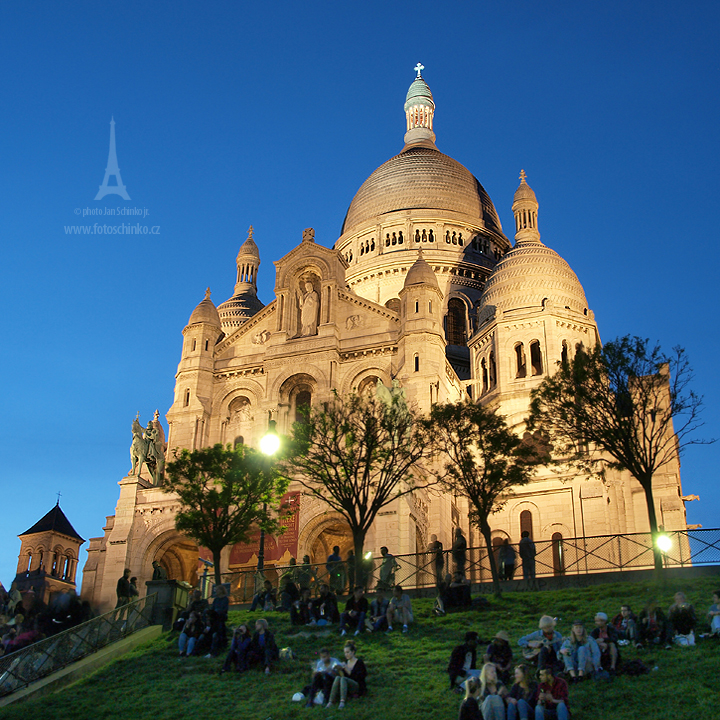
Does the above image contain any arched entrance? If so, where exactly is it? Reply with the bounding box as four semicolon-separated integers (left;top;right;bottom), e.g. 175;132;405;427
143;530;199;587
298;513;354;568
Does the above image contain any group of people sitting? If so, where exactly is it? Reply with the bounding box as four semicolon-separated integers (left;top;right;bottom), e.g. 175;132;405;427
448;589;717;720
250;576;415;635
176;585;230;659
0;584;93;658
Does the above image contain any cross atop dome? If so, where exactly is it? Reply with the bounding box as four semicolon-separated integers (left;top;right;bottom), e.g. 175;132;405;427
414;62;424;78
519;169;527;183
205;287;211;300
248;225;254;239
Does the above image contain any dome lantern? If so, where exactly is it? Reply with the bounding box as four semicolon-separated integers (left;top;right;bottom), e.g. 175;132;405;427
404;63;436;148
512;170;541;246
218;226;265;333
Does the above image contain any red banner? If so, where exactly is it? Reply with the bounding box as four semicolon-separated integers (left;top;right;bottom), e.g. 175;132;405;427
228;491;301;567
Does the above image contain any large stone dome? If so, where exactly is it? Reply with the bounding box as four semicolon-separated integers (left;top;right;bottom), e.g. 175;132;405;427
479;242;589;314
340;145;503;236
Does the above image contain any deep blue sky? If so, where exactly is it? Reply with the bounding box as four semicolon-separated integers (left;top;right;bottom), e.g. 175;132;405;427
1;2;718;589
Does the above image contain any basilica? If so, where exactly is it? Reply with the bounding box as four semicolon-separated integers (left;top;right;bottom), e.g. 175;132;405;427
81;70;688;609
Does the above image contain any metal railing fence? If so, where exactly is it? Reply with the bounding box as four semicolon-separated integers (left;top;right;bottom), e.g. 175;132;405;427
0;593;157;698
213;528;720;602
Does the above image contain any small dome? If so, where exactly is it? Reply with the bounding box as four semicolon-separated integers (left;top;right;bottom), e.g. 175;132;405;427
479;244;588;314
237;226;260;259
188;289;221;327
404;249;439;289
217;291;265;333
405;77;434;109
513;170;537;204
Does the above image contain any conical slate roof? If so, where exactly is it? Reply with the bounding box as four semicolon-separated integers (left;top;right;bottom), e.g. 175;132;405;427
20;504;84;542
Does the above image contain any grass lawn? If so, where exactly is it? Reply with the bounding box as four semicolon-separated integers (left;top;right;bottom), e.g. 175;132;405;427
4;574;718;720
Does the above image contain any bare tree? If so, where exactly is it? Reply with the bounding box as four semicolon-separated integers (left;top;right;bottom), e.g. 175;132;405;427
428;400;536;597
164;443;289;586
528;336;712;573
278;389;432;584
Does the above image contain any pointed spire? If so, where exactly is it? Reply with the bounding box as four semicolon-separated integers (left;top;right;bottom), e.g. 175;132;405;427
512;169;542;246
403;65;436;149
205;287;211;300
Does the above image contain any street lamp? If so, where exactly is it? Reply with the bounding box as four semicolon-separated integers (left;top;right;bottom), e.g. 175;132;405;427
257;419;279;574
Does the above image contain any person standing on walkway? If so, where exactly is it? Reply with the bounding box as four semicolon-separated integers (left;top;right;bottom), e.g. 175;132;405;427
499;539;517;581
452;528;467;578
519;532;536;581
116;568;132;608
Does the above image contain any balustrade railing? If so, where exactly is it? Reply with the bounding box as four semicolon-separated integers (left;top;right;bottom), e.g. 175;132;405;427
0;593;157;698
214;528;720;602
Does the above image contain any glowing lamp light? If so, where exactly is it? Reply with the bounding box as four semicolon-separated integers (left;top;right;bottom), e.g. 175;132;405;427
260;432;280;456
364;552;373;560
656;534;672;553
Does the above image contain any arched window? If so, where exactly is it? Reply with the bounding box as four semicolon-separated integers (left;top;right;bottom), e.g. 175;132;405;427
530;340;543;376
551;532;565;575
446;299;467;346
561;340;568;365
385;298;401;313
191;339;197;352
184;389;190;407
515;343;527;378
481;358;488;393
489;352;497;387
520;510;534;539
294;388;312;424
233;435;244;448
26;551;33;572
414;354;420;372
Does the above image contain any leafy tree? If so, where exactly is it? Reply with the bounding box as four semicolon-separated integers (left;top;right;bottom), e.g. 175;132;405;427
164;443;289;585
428;400;536;597
528;336;712;573
278;389;432;584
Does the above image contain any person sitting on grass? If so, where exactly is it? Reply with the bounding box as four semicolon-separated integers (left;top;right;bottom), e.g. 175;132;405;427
458;676;482;720
291;587;314;626
304;647;340;707
325;640;367;710
668;592;697;646
446;571;472;610
591;612;620;673
247;618;279;675
707;590;720;636
477;662;507;720
534;665;569;720
197;608;227;658
311;583;339;625
340;586;368;636
518;616;563;670
611;604;639;645
507;663;537;720
448;631;480;690
220;623;252;674
368;590;389;632
250;579;277;612
638;598;671;648
386;584;413;633
178;611;201;657
560;620;601;681
483;630;513;684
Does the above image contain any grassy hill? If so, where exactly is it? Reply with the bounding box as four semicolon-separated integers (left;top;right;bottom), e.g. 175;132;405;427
4;574;718;720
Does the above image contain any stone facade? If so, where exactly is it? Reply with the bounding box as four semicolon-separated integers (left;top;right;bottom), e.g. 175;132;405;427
81;72;687;610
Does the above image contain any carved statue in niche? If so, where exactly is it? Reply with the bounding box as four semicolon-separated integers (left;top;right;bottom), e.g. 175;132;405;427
297;278;319;336
229;397;253;423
